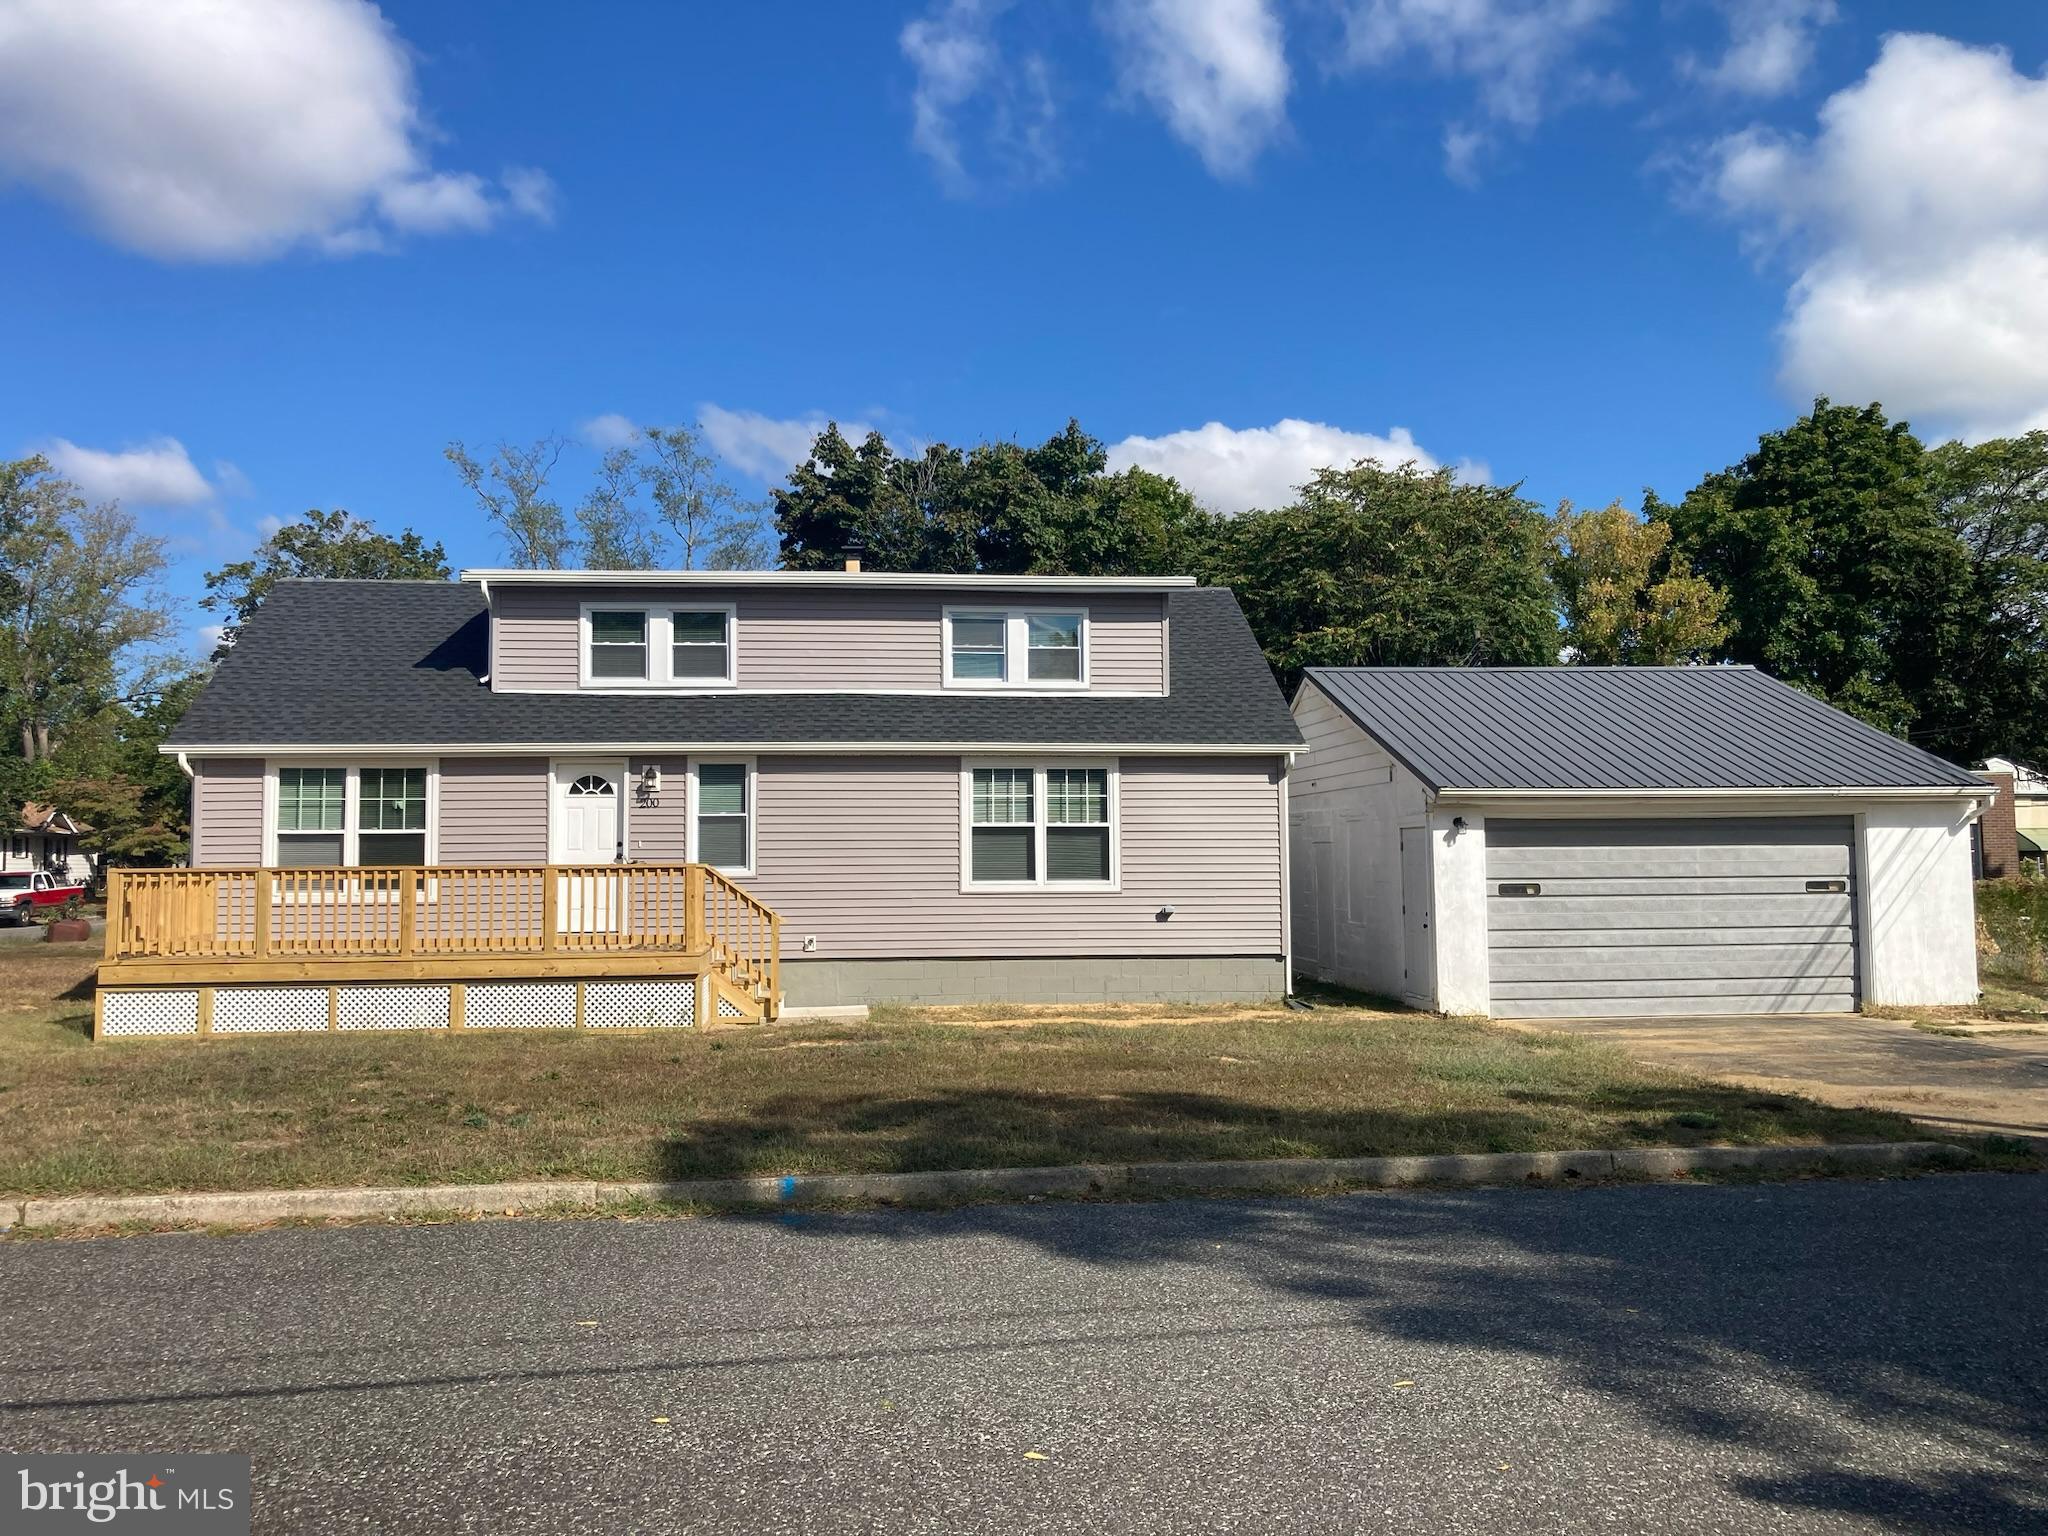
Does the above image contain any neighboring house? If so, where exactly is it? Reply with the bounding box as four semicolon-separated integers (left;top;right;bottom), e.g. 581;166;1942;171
1980;757;2046;873
1290;667;1990;1018
4;804;91;885
132;570;1299;1023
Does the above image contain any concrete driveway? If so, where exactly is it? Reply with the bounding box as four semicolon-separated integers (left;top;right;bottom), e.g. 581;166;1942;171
1512;1012;2048;1140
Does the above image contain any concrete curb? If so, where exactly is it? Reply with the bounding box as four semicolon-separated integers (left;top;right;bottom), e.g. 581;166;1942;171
1;1141;1972;1234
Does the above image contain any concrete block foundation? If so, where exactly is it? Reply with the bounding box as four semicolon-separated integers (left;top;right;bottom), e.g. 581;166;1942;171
778;955;1288;1008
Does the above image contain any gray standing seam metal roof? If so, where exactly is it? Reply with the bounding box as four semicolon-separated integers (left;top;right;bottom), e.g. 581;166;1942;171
166;580;1302;751
1302;666;1983;792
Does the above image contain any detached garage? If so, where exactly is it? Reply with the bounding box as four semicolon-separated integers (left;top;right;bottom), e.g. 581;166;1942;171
1288;667;1992;1018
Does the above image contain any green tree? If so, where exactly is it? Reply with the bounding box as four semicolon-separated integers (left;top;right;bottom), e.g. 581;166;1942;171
1550;500;1729;665
641;423;770;570
0;457;173;762
1920;432;2048;764
1656;399;1972;736
1217;463;1557;688
201;508;450;657
446;437;574;568
773;418;1214;575
573;448;662;570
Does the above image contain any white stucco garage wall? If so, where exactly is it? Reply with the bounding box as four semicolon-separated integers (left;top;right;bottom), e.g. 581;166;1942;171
1427;809;1490;1015
1858;801;1981;1006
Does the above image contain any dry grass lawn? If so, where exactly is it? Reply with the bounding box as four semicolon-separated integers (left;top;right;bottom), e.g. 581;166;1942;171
0;944;1930;1198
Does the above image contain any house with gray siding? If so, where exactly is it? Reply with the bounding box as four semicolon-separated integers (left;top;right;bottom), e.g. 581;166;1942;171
1290;666;1991;1018
159;569;1302;1008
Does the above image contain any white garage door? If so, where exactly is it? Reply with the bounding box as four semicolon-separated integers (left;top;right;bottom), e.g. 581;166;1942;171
1486;816;1858;1018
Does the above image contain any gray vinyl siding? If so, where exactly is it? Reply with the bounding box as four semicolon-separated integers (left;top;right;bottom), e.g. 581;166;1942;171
190;757;265;865
439;757;549;863
624;755;690;861
1485;816;1858;1017
184;750;1283;959
738;754;1282;959
489;586;1168;694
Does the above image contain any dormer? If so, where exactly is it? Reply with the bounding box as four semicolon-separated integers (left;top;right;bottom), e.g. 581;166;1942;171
463;570;1185;697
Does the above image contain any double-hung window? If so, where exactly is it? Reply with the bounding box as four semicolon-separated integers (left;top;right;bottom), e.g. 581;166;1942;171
672;610;731;680
949;613;1009;682
1027;614;1083;681
275;767;346;866
945;609;1088;688
691;760;753;873
588;610;649;680
357;768;428;865
272;764;434;867
969;767;1036;882
582;604;737;687
964;762;1117;888
1044;767;1111;881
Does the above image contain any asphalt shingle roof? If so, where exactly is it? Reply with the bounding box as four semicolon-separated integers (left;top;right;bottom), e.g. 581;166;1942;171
168;581;1302;751
1303;665;1983;792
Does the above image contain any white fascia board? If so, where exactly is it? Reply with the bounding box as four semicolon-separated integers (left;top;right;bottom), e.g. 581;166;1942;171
459;568;1197;591
1435;785;1993;813
165;741;1302;758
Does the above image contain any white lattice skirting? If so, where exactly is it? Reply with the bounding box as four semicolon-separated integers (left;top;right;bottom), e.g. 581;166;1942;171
338;985;450;1031
101;990;200;1037
214;987;330;1034
96;975;728;1038
463;981;578;1030
583;979;696;1028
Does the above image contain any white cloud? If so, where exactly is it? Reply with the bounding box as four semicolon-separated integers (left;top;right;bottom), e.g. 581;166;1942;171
699;406;885;482
1682;1;1836;98
213;461;256;501
41;436;217;506
1107;418;1449;514
1706;33;2048;436
0;0;552;261
900;0;1057;193
1442;123;1486;185
1337;0;1618;179
581;413;644;451
1099;0;1290;178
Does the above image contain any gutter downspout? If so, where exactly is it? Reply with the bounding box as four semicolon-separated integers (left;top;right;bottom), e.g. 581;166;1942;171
478;577;494;686
1277;756;1292;996
174;751;194;870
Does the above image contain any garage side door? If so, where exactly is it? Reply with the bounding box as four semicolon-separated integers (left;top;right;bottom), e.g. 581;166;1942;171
1486;816;1857;1018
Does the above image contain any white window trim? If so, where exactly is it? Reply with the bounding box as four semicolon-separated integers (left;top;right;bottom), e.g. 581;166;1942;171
261;759;440;868
687;756;758;877
942;606;1090;691
959;757;1120;893
578;601;739;691
547;757;631;864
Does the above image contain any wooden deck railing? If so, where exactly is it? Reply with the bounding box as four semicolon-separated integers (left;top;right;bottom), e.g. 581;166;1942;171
104;864;781;1001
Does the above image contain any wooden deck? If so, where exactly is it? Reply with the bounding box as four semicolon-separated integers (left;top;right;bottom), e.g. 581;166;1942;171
96;864;782;1031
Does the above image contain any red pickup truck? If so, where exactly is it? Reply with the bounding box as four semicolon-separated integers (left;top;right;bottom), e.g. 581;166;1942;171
0;870;88;924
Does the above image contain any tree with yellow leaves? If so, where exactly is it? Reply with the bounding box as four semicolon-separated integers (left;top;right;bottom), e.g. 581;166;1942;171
1549;501;1729;666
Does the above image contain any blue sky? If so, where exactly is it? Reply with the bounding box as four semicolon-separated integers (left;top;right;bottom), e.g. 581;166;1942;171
4;1;2047;652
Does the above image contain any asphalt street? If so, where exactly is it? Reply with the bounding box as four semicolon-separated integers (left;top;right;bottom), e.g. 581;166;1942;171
2;1175;2044;1534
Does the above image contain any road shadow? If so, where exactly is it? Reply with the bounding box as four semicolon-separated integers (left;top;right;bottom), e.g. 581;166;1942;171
649;1083;1913;1183
699;1155;2047;1532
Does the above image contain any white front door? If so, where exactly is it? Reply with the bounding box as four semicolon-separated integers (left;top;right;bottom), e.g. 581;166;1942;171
554;761;623;932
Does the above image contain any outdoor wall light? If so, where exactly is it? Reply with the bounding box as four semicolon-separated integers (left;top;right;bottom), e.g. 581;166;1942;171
1157;904;1176;921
